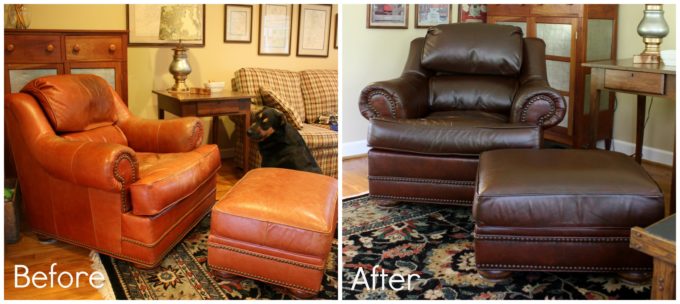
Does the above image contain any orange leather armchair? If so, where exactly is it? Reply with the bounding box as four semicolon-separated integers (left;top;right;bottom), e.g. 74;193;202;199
5;74;221;268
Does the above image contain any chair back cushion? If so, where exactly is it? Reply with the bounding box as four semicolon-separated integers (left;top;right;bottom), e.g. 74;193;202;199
21;74;118;132
300;70;337;123
61;125;129;146
429;75;518;113
232;68;306;121
421;23;523;76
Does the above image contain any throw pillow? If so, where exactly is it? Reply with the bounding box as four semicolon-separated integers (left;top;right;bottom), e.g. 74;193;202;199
259;86;305;130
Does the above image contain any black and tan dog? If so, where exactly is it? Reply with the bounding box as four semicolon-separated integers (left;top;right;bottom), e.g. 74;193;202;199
247;107;322;174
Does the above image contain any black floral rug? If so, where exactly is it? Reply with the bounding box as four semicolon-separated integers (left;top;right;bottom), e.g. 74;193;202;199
341;195;650;300
100;215;337;300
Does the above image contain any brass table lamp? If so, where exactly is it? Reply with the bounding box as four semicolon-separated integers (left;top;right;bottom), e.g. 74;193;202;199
633;4;670;64
159;5;202;92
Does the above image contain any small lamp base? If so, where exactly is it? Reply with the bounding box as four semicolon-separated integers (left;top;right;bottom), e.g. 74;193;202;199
633;54;661;64
168;81;190;93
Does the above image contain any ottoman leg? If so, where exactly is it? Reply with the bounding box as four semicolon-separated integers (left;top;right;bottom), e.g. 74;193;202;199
131;263;156;270
478;270;512;283
36;234;56;244
210;268;241;280
373;198;400;207
287;287;318;299
617;271;651;285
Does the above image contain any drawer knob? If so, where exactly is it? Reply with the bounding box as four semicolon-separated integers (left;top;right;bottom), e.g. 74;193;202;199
109;44;116;52
6;44;15;52
46;44;55;52
72;44;80;53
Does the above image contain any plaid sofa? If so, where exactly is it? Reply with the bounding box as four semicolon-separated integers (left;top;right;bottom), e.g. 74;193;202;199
232;68;338;177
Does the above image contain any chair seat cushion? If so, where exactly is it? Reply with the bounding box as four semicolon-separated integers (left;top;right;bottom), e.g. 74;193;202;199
130;145;221;216
211;168;338;257
368;111;541;156
474;149;664;229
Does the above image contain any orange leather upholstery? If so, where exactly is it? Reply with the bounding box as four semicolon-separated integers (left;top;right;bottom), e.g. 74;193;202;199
5;74;220;267
208;168;338;296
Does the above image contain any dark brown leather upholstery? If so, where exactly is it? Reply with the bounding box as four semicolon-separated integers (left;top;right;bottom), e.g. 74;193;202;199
5;74;220;268
474;149;664;275
208;168;338;297
359;23;566;205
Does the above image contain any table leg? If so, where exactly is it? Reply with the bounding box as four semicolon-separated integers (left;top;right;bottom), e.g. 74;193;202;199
211;116;219;145
651;258;676;300
243;111;251;172
588;72;602;149
158;108;164;120
635;95;646;164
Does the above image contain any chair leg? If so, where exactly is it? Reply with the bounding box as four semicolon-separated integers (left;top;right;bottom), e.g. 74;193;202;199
478;269;512;283
36;234;56;245
287;288;318;299
617;271;651;285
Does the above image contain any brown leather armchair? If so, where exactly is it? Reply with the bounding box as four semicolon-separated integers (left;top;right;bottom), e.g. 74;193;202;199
5;74;221;268
359;23;566;206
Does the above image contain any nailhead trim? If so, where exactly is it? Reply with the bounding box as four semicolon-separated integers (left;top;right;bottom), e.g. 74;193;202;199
208;264;319;293
476;264;651;272
191;121;204;150
520;94;556;127
367;90;398;119
113;152;138;213
369;176;475;186
370;194;472;206
475;235;631;243
207;242;324;271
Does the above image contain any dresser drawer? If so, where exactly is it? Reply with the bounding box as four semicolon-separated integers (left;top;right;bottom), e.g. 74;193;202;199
65;36;123;61
604;70;665;95
196;101;242;116
5;35;62;63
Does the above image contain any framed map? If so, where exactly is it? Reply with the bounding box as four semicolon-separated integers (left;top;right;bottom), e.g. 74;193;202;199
127;4;205;47
224;5;252;43
259;4;293;55
297;4;332;57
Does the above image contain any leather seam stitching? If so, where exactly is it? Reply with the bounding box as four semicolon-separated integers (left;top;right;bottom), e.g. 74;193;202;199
370;194;472;205
207;243;324;270
369;176;475;186
475;235;631;243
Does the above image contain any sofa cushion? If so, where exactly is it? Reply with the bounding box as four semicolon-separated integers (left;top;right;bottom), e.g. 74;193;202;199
233;68;306;121
368;111;541;156
129;145;221;216
422;23;523;76
21;74;118;132
260;86;305;130
300;70;338;123
299;123;337;149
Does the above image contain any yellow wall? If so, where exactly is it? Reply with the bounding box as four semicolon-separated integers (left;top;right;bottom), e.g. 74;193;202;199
17;4;338;149
342;4;676;156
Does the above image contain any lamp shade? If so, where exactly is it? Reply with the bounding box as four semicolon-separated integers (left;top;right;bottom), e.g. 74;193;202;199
158;5;202;41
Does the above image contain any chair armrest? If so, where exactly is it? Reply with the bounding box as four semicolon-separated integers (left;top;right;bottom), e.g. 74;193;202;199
359;73;429;119
36;136;138;193
118;116;203;153
510;79;566;128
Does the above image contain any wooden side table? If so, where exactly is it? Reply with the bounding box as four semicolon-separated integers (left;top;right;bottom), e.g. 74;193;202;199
153;90;254;172
630;214;676;300
582;59;676;215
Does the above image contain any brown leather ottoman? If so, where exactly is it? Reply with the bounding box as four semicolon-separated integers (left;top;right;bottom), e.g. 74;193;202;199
207;168;338;298
473;149;664;283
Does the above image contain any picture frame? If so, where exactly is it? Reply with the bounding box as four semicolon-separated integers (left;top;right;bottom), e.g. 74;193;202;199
259;4;293;56
334;14;338;49
366;4;409;29
297;4;332;57
224;4;252;43
415;4;451;28
458;4;487;23
127;4;205;47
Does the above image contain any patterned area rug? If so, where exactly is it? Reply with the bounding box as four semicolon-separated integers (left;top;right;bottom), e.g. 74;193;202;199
342;195;651;300
100;215;337;300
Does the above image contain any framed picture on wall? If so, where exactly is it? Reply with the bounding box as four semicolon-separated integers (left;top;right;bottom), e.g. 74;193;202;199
367;4;409;29
297;4;332;57
127;4;205;47
458;4;487;23
415;4;451;28
224;4;252;43
259;4;293;55
334;14;338;49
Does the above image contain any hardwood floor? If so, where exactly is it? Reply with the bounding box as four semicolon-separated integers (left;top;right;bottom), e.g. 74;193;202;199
3;160;241;300
342;155;674;215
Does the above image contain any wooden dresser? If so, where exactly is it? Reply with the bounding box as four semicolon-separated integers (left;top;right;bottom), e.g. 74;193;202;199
4;29;128;103
487;5;618;148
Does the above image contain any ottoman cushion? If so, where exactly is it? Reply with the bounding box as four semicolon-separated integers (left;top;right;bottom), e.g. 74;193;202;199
473;149;664;273
208;168;338;294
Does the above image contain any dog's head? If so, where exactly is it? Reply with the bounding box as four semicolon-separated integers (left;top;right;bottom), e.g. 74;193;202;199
247;107;286;142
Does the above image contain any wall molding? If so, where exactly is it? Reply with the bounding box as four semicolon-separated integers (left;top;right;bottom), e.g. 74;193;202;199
344;139;672;166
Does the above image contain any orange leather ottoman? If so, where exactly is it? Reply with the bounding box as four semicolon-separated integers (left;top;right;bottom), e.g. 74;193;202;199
207;168;338;298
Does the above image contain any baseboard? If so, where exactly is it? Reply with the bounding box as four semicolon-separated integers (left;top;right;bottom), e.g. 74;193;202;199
220;148;235;159
597;139;673;166
342;140;369;159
